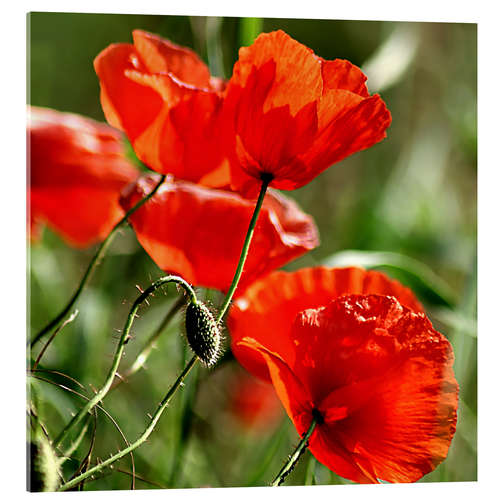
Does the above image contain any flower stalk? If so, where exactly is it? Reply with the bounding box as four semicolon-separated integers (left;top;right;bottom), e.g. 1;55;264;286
216;175;271;323
57;355;198;492
51;274;197;450
110;295;186;391
55;175;270;487
29;174;167;350
271;418;317;486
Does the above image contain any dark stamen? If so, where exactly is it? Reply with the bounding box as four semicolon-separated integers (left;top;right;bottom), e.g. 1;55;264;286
260;172;274;183
312;407;324;425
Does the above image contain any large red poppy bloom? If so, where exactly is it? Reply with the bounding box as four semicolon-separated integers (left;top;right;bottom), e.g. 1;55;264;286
28;106;139;248
94;30;229;187
229;266;423;382
238;293;458;483
224;30;392;196
119;174;319;292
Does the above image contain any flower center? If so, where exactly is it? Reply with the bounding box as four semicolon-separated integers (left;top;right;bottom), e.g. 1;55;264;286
312;407;324;425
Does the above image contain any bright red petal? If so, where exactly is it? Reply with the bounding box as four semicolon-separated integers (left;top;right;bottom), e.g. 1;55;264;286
94;43;163;141
320;58;370;97
224;30;391;193
30;187;125;248
290;295;458;483
236;337;312;429
297;92;391;176
132;30;211;88
28;106;139;248
95;34;229;183
231;30;323;115
120;175;318;292
228;267;423;382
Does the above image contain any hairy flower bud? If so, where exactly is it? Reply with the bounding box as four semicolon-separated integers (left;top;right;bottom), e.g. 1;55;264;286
185;301;221;366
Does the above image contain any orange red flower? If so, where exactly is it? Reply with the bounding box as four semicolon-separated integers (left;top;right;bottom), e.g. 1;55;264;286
229;268;458;483
28;106;139;247
119;174;319;292
94;30;229;187
224;31;392;196
229;266;423;382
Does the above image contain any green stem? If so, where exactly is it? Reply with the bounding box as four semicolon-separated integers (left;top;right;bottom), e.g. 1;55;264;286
110;295;186;391
167;346;200;487
58;415;91;466
32;310;79;371
58;355;198;492
56;176;269;489
271;419;317;487
52;275;197;450
216;176;270;324
29;174;167;349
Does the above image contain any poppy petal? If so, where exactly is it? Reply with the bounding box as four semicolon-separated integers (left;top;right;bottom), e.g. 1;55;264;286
94;43;163;142
291;295;458;483
224;30;391;194
120;174;318;292
309;429;379;483
30;187;125;248
320;59;370;97
132;30;211;87
28;106;139;248
298;92;391;175
95;31;229;183
236;337;312;427
231;30;323;115
228;267;423;382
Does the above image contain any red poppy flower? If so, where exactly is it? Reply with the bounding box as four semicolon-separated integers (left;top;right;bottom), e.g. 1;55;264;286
227;367;283;432
119;174;319;292
94;30;229;187
28;106;139;248
224;30;392;196
238;294;458;483
228;266;423;382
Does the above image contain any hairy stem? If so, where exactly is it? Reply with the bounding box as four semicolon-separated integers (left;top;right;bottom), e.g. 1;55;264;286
271;419;317;486
110;295;186;391
216;176;270;323
56;176;270;488
29;174;167;349
52;275;197;450
58;356;197;491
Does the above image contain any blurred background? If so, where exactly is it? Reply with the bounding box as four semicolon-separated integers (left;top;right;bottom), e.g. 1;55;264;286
28;13;476;489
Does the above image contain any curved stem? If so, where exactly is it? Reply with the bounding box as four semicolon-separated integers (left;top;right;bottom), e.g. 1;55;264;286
52;275;197;450
32;310;79;371
110;295;186;391
216;176;270;324
29;174;167;349
58;355;198;492
271;418;317;487
56;176;270;488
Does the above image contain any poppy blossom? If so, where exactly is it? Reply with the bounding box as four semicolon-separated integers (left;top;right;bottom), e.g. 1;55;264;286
228;266;423;382
119;174;319;292
28;106;139;248
227;367;283;432
94;30;229;187
238;294;458;483
224;30;392;196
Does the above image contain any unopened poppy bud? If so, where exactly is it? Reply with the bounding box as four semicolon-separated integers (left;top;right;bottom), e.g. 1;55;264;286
185;301;221;366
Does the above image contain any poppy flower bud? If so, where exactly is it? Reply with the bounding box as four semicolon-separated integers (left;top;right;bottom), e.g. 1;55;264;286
185;301;222;366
